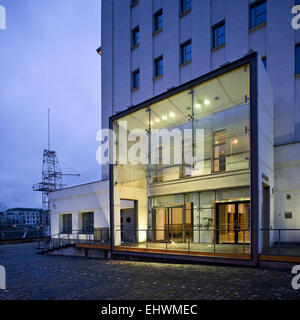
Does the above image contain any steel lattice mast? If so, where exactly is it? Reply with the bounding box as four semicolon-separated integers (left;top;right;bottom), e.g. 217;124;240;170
33;109;79;235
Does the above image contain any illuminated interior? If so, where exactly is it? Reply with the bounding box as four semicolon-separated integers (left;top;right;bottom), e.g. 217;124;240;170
112;64;251;256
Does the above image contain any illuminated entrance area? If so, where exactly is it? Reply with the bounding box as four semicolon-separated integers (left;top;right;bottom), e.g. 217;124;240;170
153;203;193;243
110;54;272;263
216;202;250;244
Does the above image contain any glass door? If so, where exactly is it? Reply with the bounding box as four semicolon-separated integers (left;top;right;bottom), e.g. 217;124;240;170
167;206;184;243
237;202;250;244
153;204;193;243
216;201;250;244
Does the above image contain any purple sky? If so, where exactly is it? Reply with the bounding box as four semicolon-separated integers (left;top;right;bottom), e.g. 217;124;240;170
0;0;101;209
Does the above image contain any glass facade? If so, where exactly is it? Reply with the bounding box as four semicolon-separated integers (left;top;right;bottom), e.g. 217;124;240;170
112;64;251;257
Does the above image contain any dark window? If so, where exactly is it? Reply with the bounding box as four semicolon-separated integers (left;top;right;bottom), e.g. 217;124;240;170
132;26;140;47
181;40;192;64
130;0;138;7
296;44;300;75
250;0;266;29
62;214;72;234
132;69;140;89
212;21;225;48
82;212;94;234
181;0;191;14
154;9;163;31
154;56;163;77
261;56;267;69
213;130;226;173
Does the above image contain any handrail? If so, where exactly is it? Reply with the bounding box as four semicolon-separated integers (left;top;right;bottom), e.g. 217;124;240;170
116;228;250;232
260;228;300;231
38;228;110;253
115;227;250;254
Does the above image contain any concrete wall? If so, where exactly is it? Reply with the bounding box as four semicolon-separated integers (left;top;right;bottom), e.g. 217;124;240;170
48;180;109;237
275;143;300;242
101;0;299;143
257;58;275;251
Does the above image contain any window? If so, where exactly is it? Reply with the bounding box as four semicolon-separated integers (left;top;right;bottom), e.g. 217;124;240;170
130;0;138;7
132;26;140;47
81;212;94;234
132;69;140;89
181;0;191;14
154;56;163;77
250;0;266;29
213;130;226;173
62;214;72;234
154;9;163;32
212;21;225;48
261;56;267;69
296;44;300;75
181;40;192;64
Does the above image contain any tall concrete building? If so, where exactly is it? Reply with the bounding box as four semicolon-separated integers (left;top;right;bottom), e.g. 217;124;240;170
99;0;300;265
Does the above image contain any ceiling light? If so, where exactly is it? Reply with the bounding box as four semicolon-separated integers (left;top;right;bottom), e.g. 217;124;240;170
162;115;168;120
169;112;175;118
155;118;160;123
195;103;201;109
204;99;210;105
233;139;238;144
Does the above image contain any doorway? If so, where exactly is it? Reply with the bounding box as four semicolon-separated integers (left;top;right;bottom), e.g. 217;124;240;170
152;203;193;243
216;201;250;244
262;185;270;250
120;200;137;243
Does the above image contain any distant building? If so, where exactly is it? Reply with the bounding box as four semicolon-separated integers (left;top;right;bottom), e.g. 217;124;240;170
3;208;44;227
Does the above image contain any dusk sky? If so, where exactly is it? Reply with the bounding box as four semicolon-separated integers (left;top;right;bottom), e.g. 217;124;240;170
0;0;102;209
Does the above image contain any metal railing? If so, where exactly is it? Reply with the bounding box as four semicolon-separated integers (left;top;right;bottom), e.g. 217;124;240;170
115;227;250;255
260;228;300;257
37;228;110;253
0;229;45;241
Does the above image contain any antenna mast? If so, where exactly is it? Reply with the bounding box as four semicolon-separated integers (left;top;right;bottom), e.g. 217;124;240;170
48;108;50;151
33;109;80;236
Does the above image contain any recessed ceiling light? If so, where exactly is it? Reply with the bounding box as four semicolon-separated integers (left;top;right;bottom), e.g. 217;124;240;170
233;139;238;144
204;99;210;105
155;118;160;123
162;115;168;120
169;112;175;118
195;103;201;109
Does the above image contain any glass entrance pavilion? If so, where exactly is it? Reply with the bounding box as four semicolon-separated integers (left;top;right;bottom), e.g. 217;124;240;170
109;53;274;265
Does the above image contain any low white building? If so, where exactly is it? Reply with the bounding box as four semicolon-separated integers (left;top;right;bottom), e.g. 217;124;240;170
48;180;110;240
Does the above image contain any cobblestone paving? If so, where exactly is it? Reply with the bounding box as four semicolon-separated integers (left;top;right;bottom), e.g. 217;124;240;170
0;242;300;300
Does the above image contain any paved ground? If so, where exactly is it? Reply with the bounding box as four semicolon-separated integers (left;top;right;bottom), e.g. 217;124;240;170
0;242;299;300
